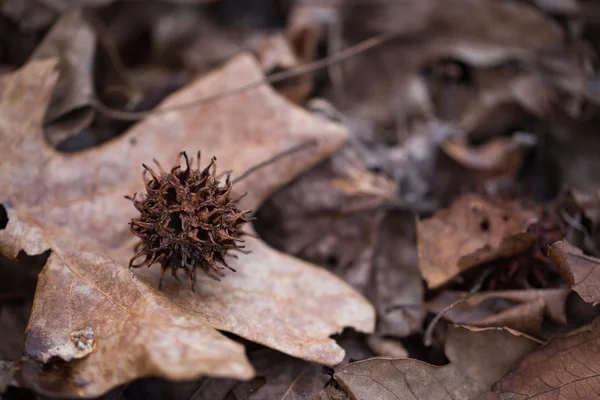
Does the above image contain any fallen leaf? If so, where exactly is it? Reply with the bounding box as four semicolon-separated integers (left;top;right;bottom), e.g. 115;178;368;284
285;3;341;103
333;0;570;130
256;147;423;337
559;189;600;256
487;316;600;400
426;289;570;336
253;32;312;104
334;325;539;400
417;194;537;288
371;212;424;337
0;54;375;397
549;240;600;305
442;134;530;174
149;4;243;75
30;10;96;147
365;335;408;359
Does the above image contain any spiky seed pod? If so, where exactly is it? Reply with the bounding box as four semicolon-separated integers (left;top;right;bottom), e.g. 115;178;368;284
127;152;254;291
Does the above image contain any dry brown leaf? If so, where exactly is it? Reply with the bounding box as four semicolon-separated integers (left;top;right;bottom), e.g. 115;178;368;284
0;54;375;397
334;325;539;400
417;194;537;289
487;316;600;399
372;212;424;338
442;136;525;174
365;335;408;359
427;289;570;336
549;241;600;305
560;189;600;255
30;10;96;147
256;147;423;338
336;0;567;128
286;3;341;104
253;32;312;104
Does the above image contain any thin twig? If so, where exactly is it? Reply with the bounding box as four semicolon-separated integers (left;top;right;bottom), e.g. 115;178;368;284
423;267;495;347
231;140;318;184
92;33;395;121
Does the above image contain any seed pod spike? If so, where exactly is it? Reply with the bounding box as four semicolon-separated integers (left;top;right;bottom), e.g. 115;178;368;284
187;271;195;292
233;192;248;203
153;158;166;174
129;245;149;268
158;264;167;290
180;151;191;179
142;164;161;182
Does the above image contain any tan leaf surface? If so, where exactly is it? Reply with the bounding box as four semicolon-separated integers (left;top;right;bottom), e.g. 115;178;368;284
549;240;600;305
487;316;600;400
417;194;537;288
334;325;539;400
0;54;374;397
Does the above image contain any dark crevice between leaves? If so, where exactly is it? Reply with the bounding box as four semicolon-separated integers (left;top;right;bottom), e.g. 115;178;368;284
0;204;8;230
0;250;51;304
400;329;450;367
17;356;86;399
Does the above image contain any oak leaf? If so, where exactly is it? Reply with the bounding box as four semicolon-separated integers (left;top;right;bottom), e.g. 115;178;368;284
334;325;539;400
487;316;600;399
417;194;537;288
0;54;375;397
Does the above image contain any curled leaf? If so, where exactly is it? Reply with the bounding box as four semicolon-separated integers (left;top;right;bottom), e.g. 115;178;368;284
549;240;600;305
417;194;537;288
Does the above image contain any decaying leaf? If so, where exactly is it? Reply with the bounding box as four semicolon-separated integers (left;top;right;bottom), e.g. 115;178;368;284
417;194;537;288
365;335;408;359
560;189;600;254
488;316;600;399
0;54;375;397
427;289;570;336
549;240;600;305
334;325;539;400
372;212;424;338
256;147;423;338
442;133;536;178
336;0;578;130
30;10;96;147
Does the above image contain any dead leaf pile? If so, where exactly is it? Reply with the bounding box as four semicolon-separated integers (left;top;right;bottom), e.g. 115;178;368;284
3;1;600;399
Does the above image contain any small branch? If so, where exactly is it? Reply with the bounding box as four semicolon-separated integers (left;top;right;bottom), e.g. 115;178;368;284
423;267;494;347
92;33;395;121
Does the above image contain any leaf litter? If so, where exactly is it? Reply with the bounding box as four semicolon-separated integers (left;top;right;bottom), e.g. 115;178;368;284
2;1;600;399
